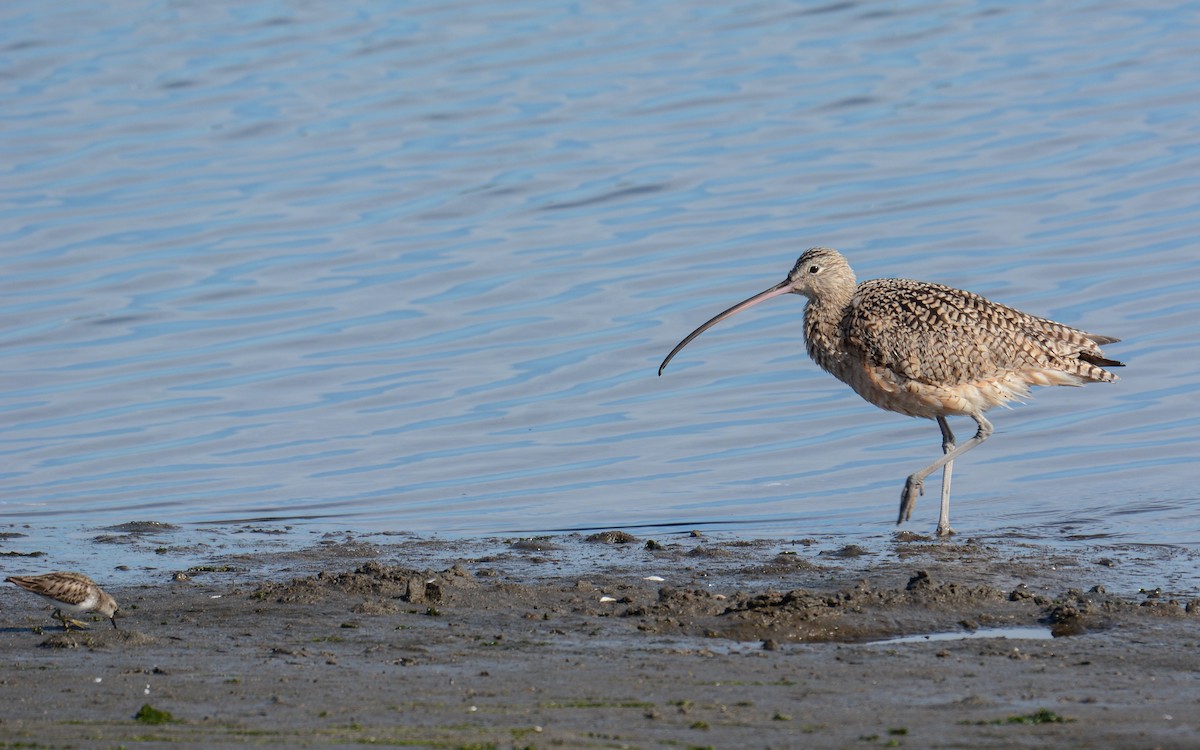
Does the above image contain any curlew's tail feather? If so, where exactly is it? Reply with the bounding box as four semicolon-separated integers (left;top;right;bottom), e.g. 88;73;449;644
1081;351;1124;369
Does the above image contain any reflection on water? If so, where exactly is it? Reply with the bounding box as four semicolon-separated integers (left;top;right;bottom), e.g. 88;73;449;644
1;2;1198;559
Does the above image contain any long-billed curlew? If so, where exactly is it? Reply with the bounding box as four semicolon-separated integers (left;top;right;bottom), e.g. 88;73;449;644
658;247;1123;536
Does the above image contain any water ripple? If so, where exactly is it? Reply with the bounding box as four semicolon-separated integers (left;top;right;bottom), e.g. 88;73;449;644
0;0;1196;555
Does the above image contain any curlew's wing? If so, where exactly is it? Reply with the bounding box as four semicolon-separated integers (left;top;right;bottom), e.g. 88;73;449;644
842;279;1121;387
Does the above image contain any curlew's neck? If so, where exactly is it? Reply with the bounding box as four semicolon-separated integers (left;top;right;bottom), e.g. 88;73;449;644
802;286;855;376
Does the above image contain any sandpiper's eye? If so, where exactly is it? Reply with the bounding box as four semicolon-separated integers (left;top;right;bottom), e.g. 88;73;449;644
808;265;820;274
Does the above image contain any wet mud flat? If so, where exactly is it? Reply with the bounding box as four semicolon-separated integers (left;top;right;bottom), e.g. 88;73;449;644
1;530;1198;749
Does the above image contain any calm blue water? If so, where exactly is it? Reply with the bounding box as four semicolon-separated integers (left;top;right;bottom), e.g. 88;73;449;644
2;2;1198;557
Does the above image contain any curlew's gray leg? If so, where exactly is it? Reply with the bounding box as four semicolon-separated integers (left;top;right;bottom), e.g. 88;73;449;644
936;417;956;537
898;414;993;533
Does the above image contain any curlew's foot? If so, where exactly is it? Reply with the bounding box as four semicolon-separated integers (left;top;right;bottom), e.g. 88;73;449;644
935;523;956;537
898;476;924;524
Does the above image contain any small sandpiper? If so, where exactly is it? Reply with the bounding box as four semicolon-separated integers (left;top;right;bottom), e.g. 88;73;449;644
6;572;120;631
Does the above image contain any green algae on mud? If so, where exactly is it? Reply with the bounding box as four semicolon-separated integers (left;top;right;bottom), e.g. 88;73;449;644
134;703;176;725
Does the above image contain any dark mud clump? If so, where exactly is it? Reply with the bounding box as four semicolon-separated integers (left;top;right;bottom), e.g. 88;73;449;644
633;570;1013;642
251;560;478;607
586;530;639;544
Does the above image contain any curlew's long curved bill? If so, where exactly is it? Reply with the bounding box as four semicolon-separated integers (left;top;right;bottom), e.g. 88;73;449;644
658;279;794;376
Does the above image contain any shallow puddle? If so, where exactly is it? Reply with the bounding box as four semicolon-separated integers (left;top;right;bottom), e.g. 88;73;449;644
867;626;1054;645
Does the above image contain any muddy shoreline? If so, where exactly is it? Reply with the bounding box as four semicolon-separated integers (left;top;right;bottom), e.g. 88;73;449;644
2;530;1198;748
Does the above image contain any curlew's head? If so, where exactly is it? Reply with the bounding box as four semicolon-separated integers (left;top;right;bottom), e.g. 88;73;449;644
658;247;856;375
784;247;856;300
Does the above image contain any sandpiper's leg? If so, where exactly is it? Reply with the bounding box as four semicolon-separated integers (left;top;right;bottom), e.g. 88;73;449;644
899;415;992;531
936;417;956;537
52;608;88;631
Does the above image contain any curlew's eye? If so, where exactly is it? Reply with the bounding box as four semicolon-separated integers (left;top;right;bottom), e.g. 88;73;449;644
808;265;820;274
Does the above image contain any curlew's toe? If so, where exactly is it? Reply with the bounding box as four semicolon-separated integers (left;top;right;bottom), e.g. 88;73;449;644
898;476;924;524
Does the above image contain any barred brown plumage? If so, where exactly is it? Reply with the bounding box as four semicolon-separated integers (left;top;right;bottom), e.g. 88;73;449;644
659;247;1123;536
